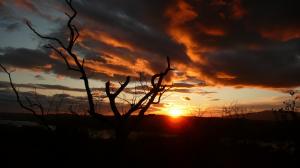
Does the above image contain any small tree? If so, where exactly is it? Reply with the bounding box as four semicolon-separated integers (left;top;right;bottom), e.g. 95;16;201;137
222;102;247;119
272;90;299;122
281;90;298;121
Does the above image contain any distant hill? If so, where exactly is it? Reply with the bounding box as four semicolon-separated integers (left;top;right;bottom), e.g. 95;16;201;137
243;110;299;121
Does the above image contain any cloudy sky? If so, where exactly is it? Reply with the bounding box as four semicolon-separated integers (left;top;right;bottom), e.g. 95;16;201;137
0;0;299;116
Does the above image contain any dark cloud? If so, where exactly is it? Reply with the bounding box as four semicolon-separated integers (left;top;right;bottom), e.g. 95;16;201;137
169;87;216;95
181;96;191;101
210;98;220;101
1;0;300;89
173;82;205;88
0;47;128;81
0;21;21;32
73;0;189;67
0;88;85;113
0;47;53;71
4;22;21;32
173;83;196;88
0;87;156;115
164;0;300;88
0;81;158;99
0;1;62;33
200;39;300;87
195;91;217;95
34;74;45;80
0;2;21;32
0;81;106;93
243;0;300;28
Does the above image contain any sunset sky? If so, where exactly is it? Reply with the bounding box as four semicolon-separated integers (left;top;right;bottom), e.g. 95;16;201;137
0;0;299;116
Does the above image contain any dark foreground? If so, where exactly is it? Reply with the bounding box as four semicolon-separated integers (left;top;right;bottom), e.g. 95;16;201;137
1;114;300;168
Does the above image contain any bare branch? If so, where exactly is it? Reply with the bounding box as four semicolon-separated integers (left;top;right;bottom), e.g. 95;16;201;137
26;21;66;50
81;58;85;69
115;76;131;97
46;44;80;72
0;64;50;130
73;25;80;44
105;77;131;120
117;96;132;106
153;85;172;104
121;57;174;120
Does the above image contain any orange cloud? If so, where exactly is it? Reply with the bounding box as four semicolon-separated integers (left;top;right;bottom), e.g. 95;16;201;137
80;29;135;52
196;23;225;36
260;26;300;41
165;0;198;25
85;55;153;78
231;0;246;19
165;0;205;63
28;63;52;73
75;27;159;78
216;72;236;80
49;47;153;79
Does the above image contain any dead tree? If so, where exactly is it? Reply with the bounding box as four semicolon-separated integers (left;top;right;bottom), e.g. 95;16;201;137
106;57;173;141
0;64;51;131
282;90;298;121
26;0;107;122
22;0;173;140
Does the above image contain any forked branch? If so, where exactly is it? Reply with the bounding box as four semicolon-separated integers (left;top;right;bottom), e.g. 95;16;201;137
105;57;174;121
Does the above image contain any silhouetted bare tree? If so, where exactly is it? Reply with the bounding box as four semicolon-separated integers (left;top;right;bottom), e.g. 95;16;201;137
191;105;206;117
1;0;173;141
222;102;248;119
273;90;299;122
26;0;108;122
105;57;173;141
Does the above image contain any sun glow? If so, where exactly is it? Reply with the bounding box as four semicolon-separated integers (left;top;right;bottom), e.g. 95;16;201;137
166;105;185;117
169;107;182;117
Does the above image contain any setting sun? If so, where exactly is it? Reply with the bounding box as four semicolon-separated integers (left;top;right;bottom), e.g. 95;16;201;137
168;106;184;117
